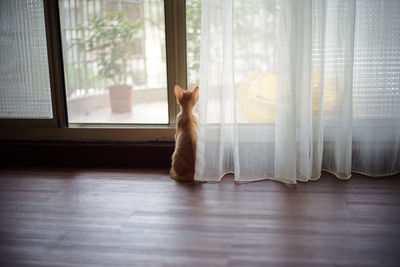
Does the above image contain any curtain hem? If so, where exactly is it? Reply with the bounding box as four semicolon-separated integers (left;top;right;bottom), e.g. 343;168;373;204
195;170;400;184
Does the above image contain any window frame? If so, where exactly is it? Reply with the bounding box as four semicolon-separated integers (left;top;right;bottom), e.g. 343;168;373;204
0;0;187;142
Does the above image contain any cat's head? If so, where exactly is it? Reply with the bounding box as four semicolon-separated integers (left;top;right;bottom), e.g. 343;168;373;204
174;85;199;110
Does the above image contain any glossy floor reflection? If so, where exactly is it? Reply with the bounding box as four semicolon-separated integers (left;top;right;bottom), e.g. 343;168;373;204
0;166;399;266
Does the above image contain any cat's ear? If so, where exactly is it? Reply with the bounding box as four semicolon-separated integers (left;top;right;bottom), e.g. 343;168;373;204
174;85;184;102
192;86;199;102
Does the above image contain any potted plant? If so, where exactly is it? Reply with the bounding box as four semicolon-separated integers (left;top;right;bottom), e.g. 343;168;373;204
77;12;141;113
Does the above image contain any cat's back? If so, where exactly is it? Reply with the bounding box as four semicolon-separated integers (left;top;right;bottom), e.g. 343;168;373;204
170;85;199;183
170;113;196;182
174;113;196;163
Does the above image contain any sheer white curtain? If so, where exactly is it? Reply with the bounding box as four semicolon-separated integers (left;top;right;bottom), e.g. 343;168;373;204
195;0;400;183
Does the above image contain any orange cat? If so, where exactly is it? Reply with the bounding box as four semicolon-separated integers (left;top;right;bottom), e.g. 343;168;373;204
170;85;199;183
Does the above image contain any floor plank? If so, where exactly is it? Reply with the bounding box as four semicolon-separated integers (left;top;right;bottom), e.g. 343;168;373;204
0;166;399;266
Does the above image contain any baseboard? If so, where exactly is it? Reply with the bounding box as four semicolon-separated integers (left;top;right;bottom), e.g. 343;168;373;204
0;141;175;168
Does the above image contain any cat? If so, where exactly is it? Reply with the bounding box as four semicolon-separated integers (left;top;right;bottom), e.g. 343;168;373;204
170;85;199;183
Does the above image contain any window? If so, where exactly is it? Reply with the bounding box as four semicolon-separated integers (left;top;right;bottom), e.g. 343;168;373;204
186;0;201;89
0;0;187;142
3;0;397;143
186;0;400;124
0;0;53;119
352;0;400;118
59;0;168;124
186;0;279;124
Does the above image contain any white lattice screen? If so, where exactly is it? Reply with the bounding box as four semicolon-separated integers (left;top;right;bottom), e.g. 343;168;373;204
0;0;52;119
353;0;400;117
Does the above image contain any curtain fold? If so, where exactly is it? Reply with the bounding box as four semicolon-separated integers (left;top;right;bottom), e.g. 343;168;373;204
195;0;400;183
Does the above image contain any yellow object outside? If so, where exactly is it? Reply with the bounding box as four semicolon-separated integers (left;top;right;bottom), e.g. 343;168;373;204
236;71;277;123
237;71;344;123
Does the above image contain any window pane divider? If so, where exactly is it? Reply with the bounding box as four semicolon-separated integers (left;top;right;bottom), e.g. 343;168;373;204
43;0;69;128
165;0;187;126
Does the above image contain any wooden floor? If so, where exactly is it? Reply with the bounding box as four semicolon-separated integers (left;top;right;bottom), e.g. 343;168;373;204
0;166;399;267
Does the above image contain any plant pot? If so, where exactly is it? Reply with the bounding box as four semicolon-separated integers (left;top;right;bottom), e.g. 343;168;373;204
108;85;133;113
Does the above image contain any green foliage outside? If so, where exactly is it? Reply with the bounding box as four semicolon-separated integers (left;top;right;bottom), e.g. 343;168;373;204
76;12;142;86
186;0;202;86
66;64;105;96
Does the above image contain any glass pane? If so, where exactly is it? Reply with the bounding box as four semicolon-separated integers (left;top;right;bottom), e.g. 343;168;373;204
353;0;400;118
186;0;202;90
186;0;279;123
0;0;53;119
59;0;168;124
